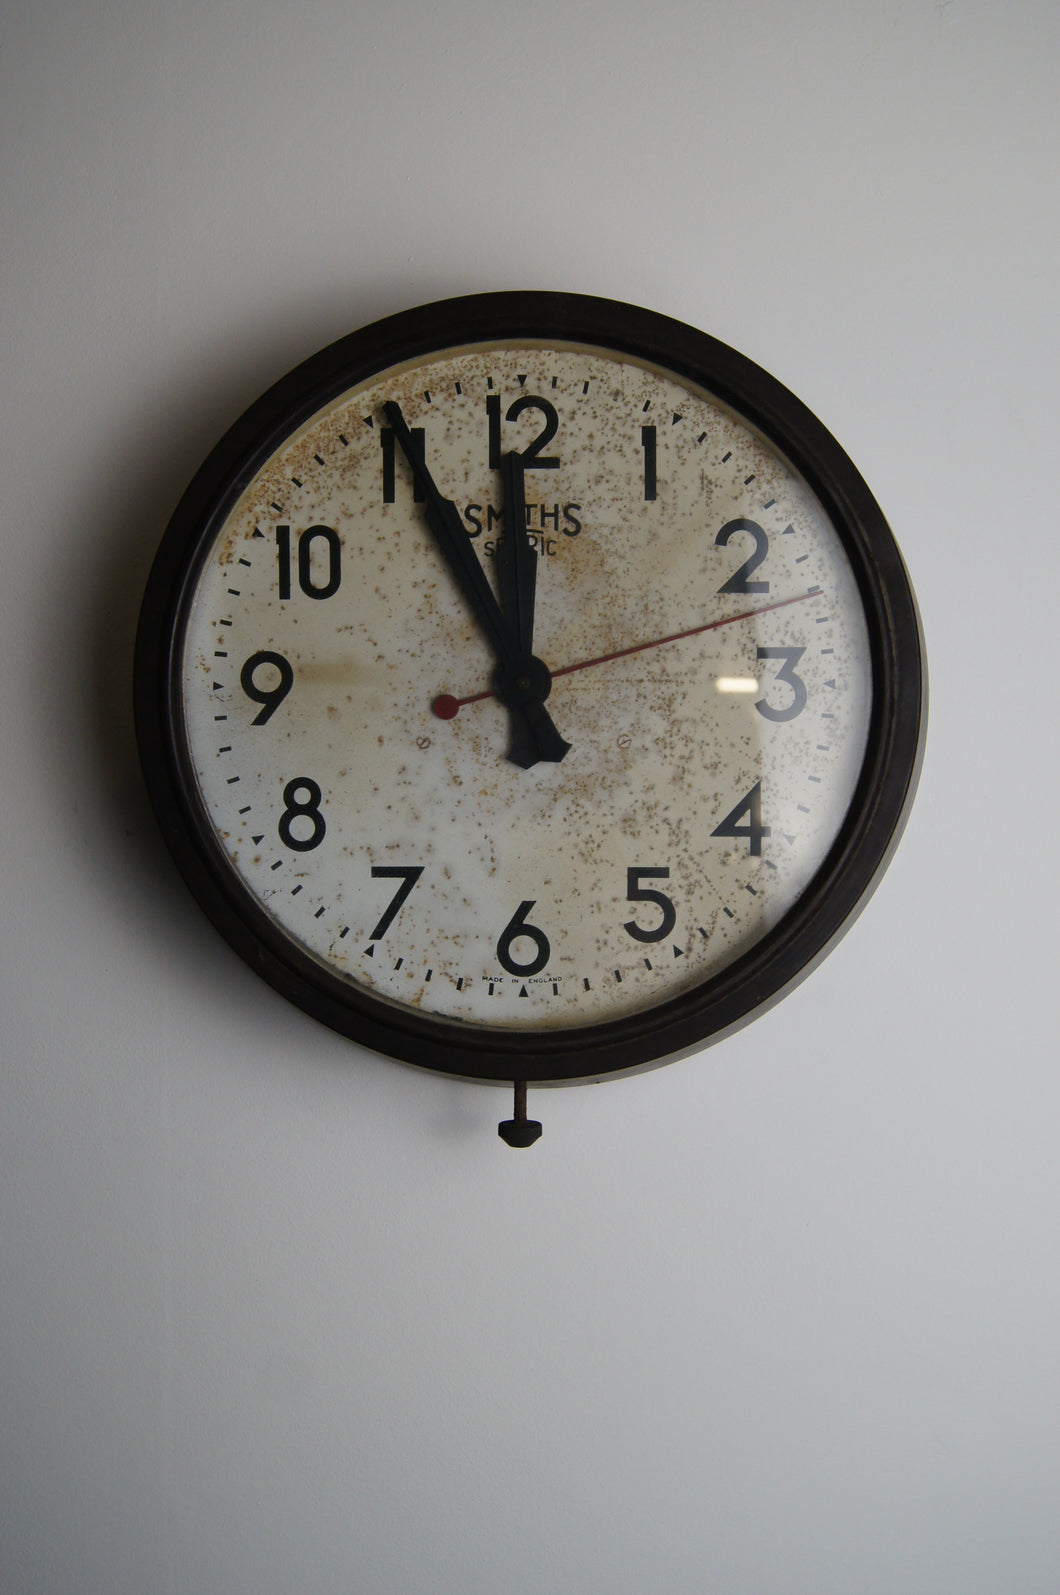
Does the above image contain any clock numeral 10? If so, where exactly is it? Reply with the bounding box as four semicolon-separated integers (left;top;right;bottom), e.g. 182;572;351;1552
276;525;341;599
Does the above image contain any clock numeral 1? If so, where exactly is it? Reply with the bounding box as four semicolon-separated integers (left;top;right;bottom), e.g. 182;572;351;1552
711;781;771;856
275;525;342;600
641;425;657;501
497;900;551;976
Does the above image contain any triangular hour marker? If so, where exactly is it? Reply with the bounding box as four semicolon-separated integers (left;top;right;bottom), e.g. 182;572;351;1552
251;527;264;538
251;834;264;844
362;415;374;428
519;985;529;997
671;413;682;425
364;944;375;957
517;374;527;386
673;945;685;958
825;678;836;689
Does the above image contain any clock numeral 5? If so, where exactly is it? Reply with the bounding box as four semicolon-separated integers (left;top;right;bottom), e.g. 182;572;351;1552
276;525;341;599
623;867;676;942
711;781;770;856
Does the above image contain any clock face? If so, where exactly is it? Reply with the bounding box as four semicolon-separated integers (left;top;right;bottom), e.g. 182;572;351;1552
137;294;924;1083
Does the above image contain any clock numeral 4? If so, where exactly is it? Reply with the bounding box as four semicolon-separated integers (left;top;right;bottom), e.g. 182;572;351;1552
712;781;771;856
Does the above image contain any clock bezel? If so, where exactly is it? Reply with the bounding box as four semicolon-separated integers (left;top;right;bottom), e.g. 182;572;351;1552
135;291;926;1085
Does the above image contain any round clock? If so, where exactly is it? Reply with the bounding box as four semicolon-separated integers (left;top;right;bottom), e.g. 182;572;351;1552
135;292;925;1141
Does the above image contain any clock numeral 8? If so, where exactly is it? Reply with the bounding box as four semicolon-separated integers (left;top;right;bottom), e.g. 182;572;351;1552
278;778;326;852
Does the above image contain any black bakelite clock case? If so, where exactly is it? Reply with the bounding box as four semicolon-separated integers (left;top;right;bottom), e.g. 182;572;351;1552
135;292;925;1086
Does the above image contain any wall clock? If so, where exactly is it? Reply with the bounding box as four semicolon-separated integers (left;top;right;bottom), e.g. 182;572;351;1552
135;292;925;1144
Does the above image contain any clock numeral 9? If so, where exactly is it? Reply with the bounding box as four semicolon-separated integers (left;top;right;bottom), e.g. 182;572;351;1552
487;395;560;470
716;518;769;595
276;525;342;600
240;651;293;724
624;867;676;942
711;781;770;856
497;900;551;976
278;778;326;852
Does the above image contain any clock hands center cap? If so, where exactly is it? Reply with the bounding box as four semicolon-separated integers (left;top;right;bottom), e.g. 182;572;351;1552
491;652;554;711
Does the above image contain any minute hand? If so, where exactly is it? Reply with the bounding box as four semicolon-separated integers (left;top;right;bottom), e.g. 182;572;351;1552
384;401;514;664
384;402;569;769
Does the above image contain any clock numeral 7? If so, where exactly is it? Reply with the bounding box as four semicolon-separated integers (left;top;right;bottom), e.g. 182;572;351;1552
711;781;771;856
369;865;424;941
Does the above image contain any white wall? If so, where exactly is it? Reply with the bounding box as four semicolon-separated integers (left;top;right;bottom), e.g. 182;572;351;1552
3;4;1058;1592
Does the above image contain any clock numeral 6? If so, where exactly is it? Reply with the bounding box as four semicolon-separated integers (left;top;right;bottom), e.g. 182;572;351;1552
623;867;676;943
711;781;771;856
497;900;551;976
275;525;341;599
240;650;293;724
278;777;326;852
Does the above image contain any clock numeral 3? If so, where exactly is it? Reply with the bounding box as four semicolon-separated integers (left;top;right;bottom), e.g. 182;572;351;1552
278;777;326;852
755;646;807;722
711;781;771;856
497;900;551;976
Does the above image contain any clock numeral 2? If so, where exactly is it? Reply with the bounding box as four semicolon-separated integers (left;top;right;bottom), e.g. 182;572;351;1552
276;525;341;599
716;518;769;595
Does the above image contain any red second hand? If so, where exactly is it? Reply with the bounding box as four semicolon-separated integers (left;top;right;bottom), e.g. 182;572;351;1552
432;588;822;720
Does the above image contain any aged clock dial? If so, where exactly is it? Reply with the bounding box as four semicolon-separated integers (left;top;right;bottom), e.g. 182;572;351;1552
136;293;925;1093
